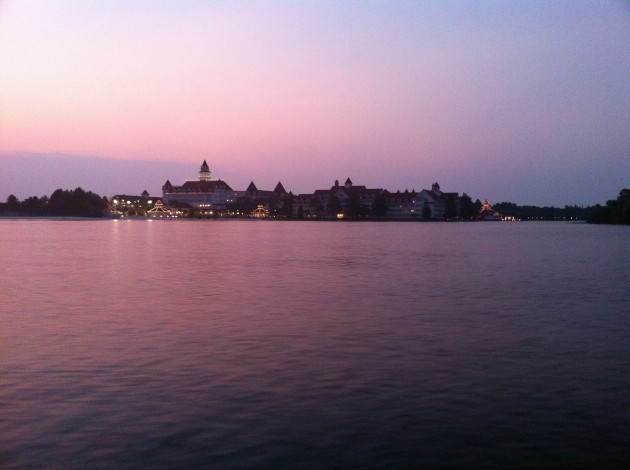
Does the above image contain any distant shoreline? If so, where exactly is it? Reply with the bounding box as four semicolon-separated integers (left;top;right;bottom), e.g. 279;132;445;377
0;214;590;223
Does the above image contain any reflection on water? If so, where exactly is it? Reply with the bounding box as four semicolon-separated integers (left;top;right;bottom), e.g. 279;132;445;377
1;220;629;468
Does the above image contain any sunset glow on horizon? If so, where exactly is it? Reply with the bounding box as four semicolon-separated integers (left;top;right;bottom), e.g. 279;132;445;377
1;1;629;205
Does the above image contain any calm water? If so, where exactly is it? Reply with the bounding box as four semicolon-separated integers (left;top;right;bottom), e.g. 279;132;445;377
1;219;629;469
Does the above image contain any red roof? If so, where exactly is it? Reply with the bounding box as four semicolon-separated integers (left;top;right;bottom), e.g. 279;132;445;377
167;180;233;192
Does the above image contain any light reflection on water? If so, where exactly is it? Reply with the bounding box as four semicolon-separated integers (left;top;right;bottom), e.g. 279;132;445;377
1;220;629;468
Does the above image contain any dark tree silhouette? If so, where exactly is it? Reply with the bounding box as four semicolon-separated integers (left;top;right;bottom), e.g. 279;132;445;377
588;189;630;224
281;194;294;218
6;195;20;212
444;194;457;220
372;191;389;217
48;187;106;217
21;196;48;214
458;193;476;220
327;195;341;217
422;202;432;220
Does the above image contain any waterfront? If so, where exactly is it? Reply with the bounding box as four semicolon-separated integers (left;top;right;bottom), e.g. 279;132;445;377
1;220;629;468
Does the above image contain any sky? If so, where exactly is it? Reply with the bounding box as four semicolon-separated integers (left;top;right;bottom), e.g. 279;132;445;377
1;0;629;206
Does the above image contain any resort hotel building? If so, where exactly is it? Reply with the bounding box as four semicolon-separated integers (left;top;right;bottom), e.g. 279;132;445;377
144;160;461;220
161;160;235;213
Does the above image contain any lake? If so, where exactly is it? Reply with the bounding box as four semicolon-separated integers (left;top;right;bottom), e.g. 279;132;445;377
1;219;629;468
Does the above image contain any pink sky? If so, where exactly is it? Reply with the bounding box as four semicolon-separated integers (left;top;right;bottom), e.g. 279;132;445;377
1;1;629;205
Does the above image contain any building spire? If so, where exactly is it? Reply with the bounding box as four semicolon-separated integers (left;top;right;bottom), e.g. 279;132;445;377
199;160;211;181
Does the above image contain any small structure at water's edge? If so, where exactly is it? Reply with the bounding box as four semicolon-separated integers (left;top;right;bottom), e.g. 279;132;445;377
104;203;124;219
147;200;171;218
251;204;269;219
479;199;503;221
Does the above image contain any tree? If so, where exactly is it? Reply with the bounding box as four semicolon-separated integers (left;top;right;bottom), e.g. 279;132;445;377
327;195;341;217
358;203;371;218
588;188;630;224
458;193;476;220
444;194;457;220
310;197;324;218
372;191;389;217
473;199;483;216
493;201;595;221
21;196;47;214
6;195;20;212
282;194;294;218
48;187;106;217
422;202;432;220
345;192;361;218
49;189;72;215
231;196;256;215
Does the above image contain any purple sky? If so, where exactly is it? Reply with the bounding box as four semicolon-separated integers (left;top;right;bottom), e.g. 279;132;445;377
1;1;629;206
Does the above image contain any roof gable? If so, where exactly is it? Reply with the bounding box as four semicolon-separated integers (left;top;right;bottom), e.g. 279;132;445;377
273;182;287;195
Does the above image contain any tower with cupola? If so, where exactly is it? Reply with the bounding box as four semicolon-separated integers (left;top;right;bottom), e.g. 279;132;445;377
199;160;212;181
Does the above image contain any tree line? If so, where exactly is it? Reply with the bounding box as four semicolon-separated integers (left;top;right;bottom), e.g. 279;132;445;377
0;188;107;218
587;189;630;224
491;189;630;223
493;202;593;221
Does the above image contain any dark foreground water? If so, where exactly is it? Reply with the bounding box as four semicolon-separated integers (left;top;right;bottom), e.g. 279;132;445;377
1;219;629;468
